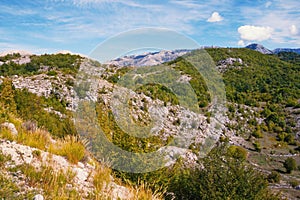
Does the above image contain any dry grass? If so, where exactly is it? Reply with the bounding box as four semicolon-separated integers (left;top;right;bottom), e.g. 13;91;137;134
92;164;112;200
16;128;51;150
11;162;80;199
49;135;86;164
129;181;166;200
93;165;112;192
0;127;14;141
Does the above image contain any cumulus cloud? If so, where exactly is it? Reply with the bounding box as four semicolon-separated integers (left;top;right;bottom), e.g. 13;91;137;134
238;40;245;46
289;25;298;35
238;25;273;41
207;12;223;22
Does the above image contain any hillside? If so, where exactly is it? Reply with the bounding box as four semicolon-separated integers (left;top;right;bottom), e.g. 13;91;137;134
0;48;300;199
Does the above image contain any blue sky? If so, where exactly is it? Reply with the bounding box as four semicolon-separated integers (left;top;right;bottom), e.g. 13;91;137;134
0;0;299;55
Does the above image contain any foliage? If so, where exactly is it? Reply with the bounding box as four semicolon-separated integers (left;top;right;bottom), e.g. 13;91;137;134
253;141;262;152
14;89;76;137
207;48;300;106
267;171;281;183
0;79;17;114
252;129;263;138
114;143;279;200
94;100;169;154
283;157;297;173
289;179;299;188
0;53;82;76
168;57;211;108
163;144;279;200
0;53;21;62
136;84;179;105
276;52;300;64
227;145;248;160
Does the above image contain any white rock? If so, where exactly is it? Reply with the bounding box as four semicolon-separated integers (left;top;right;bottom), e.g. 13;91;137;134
77;161;85;168
106;49;191;67
1;122;18;135
33;194;44;200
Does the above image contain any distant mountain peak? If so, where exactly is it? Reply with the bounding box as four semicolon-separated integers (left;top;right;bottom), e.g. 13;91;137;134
106;49;191;67
245;43;273;54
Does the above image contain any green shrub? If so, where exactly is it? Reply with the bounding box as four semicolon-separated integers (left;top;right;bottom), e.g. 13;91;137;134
252;129;263;138
227;145;248;161
46;70;58;76
283;157;297;173
289;179;299;188
267;171;281;183
253;141;261;152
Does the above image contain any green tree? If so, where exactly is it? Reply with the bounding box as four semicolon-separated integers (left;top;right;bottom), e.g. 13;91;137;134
165;143;279;200
0;79;16;114
283;158;297;173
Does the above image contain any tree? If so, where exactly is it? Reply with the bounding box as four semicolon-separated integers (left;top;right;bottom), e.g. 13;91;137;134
165;143;280;200
0;79;16;114
283;158;297;173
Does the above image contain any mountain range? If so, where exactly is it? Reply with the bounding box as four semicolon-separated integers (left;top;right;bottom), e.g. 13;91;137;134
246;43;300;55
104;44;300;67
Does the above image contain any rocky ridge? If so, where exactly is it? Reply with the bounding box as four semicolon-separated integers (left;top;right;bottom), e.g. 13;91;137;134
106;49;191;67
245;44;273;54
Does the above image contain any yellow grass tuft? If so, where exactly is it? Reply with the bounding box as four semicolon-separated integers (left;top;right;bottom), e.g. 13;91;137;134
129;181;166;200
49;135;86;164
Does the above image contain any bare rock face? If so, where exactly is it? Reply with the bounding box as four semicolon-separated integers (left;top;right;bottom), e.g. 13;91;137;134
216;57;244;72
246;43;273;54
218;58;243;66
12;73;77;110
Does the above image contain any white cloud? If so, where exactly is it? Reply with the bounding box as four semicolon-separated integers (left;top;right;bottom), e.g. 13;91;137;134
238;0;300;45
207;12;223;22
289;25;298;35
265;1;272;8
238;40;245;46
238;25;273;41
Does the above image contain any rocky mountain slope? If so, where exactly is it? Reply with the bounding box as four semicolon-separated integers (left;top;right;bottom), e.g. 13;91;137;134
105;49;191;67
0;48;300;199
246;43;273;54
245;43;300;55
